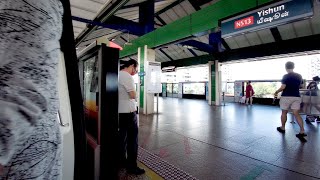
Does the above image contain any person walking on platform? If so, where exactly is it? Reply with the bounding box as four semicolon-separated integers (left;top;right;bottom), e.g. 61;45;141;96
118;60;145;175
245;81;254;105
305;76;320;123
274;61;307;140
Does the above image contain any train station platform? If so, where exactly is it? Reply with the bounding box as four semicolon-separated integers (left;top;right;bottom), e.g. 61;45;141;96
136;98;320;179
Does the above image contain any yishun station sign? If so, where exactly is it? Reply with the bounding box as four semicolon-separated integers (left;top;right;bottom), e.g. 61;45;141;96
221;0;313;38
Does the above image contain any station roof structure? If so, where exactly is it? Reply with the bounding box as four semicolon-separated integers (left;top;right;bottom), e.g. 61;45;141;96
71;0;320;64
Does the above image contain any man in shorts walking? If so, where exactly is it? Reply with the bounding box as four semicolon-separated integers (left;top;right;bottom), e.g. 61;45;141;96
274;61;307;140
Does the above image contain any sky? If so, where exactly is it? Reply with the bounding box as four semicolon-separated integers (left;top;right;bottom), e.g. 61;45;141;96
155;53;320;83
221;54;320;81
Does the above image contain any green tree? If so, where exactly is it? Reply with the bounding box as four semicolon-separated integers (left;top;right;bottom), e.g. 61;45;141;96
252;82;278;98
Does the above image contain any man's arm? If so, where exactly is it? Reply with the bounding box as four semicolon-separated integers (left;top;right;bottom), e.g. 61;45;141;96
275;84;286;95
300;77;304;89
128;91;136;100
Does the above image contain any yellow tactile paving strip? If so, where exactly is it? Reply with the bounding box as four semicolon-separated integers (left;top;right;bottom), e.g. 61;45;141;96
118;162;164;180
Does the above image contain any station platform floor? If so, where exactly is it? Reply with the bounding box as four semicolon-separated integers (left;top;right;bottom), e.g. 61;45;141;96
135;97;320;180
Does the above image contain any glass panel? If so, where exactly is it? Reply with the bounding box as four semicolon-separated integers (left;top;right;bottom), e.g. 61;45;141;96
162;84;167;94
221;54;320;82
183;83;205;95
83;56;99;141
167;84;173;93
251;82;281;98
222;82;234;96
172;83;179;94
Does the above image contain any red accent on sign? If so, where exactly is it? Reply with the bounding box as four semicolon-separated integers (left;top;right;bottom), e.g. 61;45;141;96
234;16;254;29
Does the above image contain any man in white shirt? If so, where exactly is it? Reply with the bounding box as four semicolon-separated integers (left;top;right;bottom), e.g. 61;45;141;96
118;59;145;175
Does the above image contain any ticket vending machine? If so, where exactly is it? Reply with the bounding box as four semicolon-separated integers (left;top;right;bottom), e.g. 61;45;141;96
78;43;119;180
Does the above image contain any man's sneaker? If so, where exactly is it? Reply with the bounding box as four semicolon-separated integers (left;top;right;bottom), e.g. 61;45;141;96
296;133;307;142
127;167;145;175
277;127;285;133
296;133;307;137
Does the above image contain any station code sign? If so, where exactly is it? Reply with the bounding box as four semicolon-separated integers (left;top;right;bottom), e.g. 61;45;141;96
221;0;313;38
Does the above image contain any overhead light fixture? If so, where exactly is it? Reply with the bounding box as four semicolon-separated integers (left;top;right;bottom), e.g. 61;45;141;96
162;66;176;72
162;66;175;70
124;32;132;46
182;45;194;49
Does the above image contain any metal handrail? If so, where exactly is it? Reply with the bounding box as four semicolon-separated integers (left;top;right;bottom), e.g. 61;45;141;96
300;89;320;116
57;111;69;127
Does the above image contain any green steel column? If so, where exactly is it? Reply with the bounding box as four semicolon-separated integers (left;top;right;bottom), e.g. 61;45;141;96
139;47;145;108
162;83;167;97
211;63;216;102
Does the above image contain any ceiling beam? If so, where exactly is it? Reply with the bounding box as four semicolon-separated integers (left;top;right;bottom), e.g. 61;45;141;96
122;0;167;9
120;36;128;42
218;34;320;62
221;38;231;51
179;40;213;53
155;0;185;16
120;0;274;58
159;48;174;61
107;16;146;35
188;0;201;11
188;0;213;11
188;48;198;57
73;16;146;36
209;32;224;52
161;34;320;67
156;16;167;26
139;0;155;33
155;22;164;27
270;27;282;42
75;0;129;46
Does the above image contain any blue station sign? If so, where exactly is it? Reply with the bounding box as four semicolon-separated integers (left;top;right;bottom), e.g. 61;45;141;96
221;0;313;38
138;71;146;76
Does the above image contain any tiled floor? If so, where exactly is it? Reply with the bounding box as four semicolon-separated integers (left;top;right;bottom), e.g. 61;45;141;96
138;97;320;180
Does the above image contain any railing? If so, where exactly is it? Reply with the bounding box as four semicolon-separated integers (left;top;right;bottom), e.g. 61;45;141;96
162;82;207;99
57;111;70;127
300;89;320;116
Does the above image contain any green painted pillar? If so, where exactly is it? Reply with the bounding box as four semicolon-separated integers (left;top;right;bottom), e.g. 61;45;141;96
211;63;216;103
138;47;145;109
162;83;167;97
208;60;221;105
137;45;156;114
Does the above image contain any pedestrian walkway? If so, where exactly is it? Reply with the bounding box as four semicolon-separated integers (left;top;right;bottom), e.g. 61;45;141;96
137;98;320;179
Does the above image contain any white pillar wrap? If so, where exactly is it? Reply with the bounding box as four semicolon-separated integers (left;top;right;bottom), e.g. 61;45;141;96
143;46;155;114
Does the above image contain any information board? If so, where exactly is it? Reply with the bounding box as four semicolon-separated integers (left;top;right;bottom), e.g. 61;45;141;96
146;62;162;93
